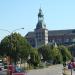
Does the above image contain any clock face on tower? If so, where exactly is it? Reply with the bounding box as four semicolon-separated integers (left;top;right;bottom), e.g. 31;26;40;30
38;17;43;22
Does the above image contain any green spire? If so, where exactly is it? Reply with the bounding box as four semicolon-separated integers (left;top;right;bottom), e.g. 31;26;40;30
38;8;44;18
36;8;46;29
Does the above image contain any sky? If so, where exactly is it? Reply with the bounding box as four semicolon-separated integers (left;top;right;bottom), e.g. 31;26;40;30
0;0;75;41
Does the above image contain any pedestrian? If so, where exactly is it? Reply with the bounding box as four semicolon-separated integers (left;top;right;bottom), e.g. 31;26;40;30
8;64;15;75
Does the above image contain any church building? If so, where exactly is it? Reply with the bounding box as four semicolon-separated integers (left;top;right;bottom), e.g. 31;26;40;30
26;9;75;48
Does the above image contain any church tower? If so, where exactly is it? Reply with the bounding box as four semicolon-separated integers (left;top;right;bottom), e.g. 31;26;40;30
35;8;48;48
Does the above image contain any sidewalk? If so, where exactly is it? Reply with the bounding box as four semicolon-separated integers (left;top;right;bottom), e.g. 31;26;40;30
63;67;72;75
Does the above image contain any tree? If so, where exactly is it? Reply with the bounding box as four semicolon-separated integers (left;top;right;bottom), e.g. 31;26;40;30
30;48;40;67
38;45;53;61
38;45;63;64
59;45;72;62
52;47;62;64
0;33;32;64
68;45;75;57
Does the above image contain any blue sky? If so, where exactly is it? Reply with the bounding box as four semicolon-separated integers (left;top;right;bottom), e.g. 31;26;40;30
0;0;75;41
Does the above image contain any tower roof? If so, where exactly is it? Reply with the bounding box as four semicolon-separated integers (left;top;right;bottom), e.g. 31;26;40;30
36;8;46;29
38;8;44;17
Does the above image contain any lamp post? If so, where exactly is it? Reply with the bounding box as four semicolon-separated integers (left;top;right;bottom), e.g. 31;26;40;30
0;28;24;64
40;54;43;63
28;54;31;69
71;67;72;75
41;54;43;60
0;28;24;35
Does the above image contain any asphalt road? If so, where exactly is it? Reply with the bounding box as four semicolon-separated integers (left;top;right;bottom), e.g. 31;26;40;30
27;64;63;75
0;70;7;75
27;64;75;75
0;64;75;75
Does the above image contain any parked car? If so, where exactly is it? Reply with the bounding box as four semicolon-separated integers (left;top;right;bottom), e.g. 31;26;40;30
0;59;4;70
3;62;8;69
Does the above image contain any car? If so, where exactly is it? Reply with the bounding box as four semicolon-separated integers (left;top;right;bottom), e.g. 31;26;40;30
3;62;8;69
0;59;4;70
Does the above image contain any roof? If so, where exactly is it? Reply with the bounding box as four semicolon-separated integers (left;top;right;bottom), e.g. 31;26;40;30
36;21;46;29
48;29;75;36
26;29;75;38
25;32;35;38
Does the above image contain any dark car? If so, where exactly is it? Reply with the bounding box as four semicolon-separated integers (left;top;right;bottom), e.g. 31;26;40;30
4;62;8;69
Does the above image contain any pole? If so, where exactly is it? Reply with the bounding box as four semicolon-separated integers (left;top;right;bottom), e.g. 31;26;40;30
71;68;72;75
35;38;37;48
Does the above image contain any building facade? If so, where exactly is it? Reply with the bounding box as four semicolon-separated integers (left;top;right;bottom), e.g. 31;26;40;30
26;9;75;48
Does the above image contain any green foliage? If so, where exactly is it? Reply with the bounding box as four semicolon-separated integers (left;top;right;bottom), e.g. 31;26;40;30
38;44;72;64
38;45;53;61
0;36;11;56
52;47;62;64
30;48;40;67
38;44;62;64
0;33;32;63
59;45;72;61
0;32;72;68
68;45;75;56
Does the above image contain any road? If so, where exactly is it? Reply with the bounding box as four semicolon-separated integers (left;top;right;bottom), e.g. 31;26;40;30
27;64;75;75
0;70;7;75
0;64;75;75
27;64;63;75
72;69;75;75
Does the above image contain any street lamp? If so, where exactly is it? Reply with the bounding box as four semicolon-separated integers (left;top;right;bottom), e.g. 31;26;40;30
40;54;43;63
28;54;31;60
27;54;31;69
0;28;24;64
41;54;43;60
0;27;24;34
11;28;24;34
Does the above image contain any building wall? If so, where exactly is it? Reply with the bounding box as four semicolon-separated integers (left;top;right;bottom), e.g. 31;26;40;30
26;9;75;48
48;34;75;45
35;28;48;48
